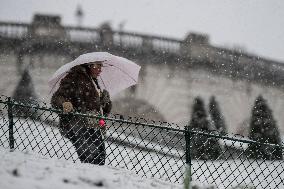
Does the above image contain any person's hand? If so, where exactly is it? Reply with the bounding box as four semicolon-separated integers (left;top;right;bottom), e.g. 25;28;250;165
62;102;74;113
101;90;111;106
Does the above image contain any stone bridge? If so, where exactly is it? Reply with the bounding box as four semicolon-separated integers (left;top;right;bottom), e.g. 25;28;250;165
1;14;284;135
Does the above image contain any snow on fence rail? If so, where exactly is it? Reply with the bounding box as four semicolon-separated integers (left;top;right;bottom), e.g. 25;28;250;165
0;96;283;189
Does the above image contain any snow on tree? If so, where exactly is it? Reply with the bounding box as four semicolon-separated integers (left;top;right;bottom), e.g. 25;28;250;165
247;95;283;160
189;97;221;160
209;96;227;134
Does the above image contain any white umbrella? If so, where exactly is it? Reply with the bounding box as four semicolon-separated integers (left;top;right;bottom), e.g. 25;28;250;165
48;52;141;97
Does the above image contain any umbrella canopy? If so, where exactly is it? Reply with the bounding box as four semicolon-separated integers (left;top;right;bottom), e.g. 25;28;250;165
48;52;141;97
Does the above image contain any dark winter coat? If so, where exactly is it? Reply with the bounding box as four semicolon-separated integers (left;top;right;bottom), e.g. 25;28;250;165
51;65;112;115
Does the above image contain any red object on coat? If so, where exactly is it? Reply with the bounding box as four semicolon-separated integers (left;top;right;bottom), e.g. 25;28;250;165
99;119;106;127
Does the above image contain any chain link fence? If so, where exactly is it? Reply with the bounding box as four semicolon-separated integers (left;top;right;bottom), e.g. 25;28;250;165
0;95;283;188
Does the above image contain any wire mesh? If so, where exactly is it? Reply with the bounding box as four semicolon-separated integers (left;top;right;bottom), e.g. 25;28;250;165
0;96;283;188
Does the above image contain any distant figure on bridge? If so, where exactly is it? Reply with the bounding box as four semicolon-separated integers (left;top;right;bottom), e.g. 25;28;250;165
51;62;112;165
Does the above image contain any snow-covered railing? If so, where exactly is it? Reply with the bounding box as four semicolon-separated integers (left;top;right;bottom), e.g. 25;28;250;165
0;21;182;54
0;21;29;39
64;26;182;54
0;95;283;188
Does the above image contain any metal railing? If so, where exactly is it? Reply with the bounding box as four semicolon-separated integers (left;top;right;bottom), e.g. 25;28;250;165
0;95;283;189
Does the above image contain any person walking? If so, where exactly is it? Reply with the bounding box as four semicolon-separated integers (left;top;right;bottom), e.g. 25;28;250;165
51;62;112;165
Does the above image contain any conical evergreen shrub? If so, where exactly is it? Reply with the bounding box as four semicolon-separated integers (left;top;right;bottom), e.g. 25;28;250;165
12;69;39;119
189;97;221;160
247;95;283;160
209;96;227;134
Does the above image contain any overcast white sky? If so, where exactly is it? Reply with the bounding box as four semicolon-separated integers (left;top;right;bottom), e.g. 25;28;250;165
1;0;284;62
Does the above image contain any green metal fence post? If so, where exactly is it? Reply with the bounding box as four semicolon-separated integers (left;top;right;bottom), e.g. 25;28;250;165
7;97;14;150
184;125;191;189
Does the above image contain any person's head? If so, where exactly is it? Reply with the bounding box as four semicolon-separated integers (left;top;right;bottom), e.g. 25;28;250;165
88;61;103;78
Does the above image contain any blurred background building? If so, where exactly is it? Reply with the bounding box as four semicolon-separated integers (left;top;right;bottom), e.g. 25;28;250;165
0;13;284;135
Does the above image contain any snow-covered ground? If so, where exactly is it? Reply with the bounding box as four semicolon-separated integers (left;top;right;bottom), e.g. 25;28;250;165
0;147;183;189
